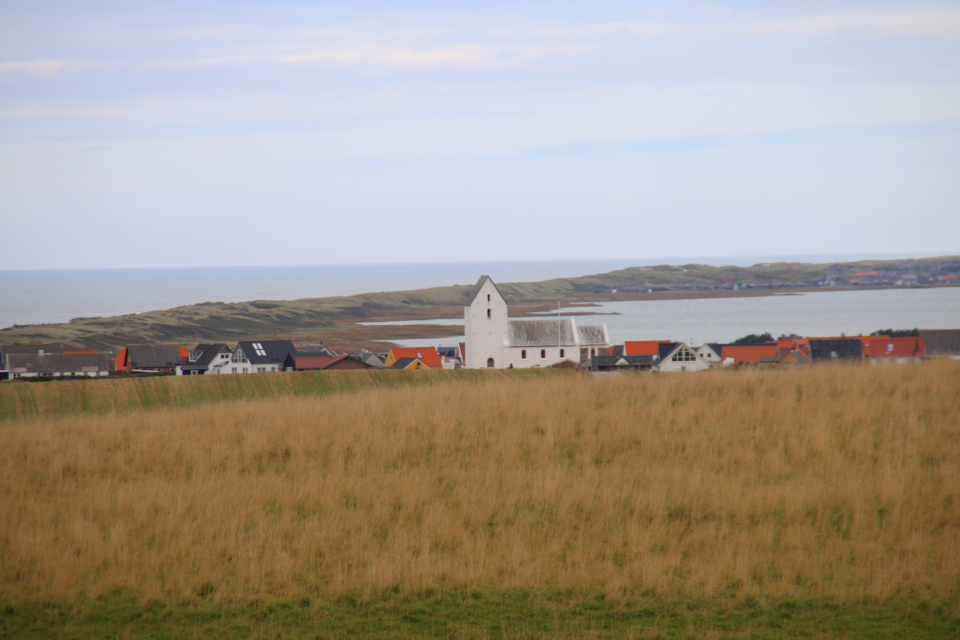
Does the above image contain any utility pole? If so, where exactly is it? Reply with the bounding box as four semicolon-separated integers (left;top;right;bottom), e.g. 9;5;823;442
557;299;561;360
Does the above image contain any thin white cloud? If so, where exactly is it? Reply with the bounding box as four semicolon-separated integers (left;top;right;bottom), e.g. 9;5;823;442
741;9;960;39
0;60;72;74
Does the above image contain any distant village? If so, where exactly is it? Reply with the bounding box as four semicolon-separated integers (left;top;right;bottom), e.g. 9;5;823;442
2;276;959;381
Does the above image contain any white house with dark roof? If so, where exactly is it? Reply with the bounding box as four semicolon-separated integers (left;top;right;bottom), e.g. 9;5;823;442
225;339;297;374
655;342;712;372
464;276;609;369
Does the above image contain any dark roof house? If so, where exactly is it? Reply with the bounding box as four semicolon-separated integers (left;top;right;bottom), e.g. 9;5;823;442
808;338;863;362
0;343;64;369
178;344;232;375
236;340;298;369
125;344;187;371
590;354;655;371
350;351;386;368
299;344;338;358
7;352;113;377
294;354;374;371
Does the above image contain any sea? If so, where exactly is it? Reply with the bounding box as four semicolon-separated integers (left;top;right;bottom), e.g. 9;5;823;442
1;254;957;347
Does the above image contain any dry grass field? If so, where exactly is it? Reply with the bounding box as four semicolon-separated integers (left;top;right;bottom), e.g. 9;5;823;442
3;361;959;605
2;362;960;637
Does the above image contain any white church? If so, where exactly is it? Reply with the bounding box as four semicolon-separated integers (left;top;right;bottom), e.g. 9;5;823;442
464;275;610;369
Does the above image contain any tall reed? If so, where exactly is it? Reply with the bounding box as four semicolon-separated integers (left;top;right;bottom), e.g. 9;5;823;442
1;362;958;602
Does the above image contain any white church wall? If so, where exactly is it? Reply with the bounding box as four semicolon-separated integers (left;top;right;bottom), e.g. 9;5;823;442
464;278;508;368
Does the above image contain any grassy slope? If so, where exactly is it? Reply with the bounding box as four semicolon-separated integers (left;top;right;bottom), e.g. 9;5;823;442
1;255;955;351
0;368;553;422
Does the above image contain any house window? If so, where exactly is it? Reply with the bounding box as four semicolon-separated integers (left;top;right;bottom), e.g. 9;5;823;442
590;348;595;356
887;344;894;353
416;352;422;359
487;309;491;319
252;342;267;357
486;357;494;368
521;350;527;359
231;367;237;373
270;366;276;372
560;349;565;358
257;366;266;373
671;348;697;362
540;349;546;359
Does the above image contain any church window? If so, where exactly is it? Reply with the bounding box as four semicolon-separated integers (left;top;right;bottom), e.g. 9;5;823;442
487;294;490;302
540;349;546;359
487;309;491;319
486;357;494;368
521;350;527;359
560;349;565;358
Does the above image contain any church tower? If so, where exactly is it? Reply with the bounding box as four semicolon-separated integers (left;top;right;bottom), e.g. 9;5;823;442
464;275;508;368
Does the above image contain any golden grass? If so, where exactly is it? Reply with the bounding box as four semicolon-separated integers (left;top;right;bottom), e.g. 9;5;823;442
1;362;959;603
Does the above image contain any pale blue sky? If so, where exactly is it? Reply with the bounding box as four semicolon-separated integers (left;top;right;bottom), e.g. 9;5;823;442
1;1;958;269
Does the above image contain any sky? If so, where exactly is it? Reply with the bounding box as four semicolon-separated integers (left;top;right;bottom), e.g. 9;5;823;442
1;0;959;270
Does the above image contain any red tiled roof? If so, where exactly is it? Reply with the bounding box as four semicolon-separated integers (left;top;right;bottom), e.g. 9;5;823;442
623;340;672;356
387;347;442;368
860;336;925;358
720;344;780;363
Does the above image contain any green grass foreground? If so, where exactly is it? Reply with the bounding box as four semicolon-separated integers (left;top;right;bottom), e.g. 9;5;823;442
2;590;958;639
0;368;558;421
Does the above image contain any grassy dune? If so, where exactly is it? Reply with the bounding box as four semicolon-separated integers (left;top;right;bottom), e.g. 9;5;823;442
1;363;959;637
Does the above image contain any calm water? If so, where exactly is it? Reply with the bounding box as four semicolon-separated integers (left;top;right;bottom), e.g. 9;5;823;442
0;253;916;329
385;288;960;348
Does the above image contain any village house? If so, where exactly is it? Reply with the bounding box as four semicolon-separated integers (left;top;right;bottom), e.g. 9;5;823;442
624;340;673;357
654;342;712;372
226;339;298;374
590;354;655;372
293;354;375;371
464;276;609;369
388;357;432;370
808;338;864;362
4;351;113;379
384;347;443;368
0;343;65;370
719;344;781;366
437;345;463;369
175;344;233;375
118;344;188;372
695;343;725;364
350;351;387;368
859;335;925;364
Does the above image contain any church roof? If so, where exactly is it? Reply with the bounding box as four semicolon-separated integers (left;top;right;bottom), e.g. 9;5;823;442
466;275;505;306
577;325;608;346
508;318;578;347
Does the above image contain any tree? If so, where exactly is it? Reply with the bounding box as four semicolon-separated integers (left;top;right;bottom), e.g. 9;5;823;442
731;332;774;345
871;328;919;337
